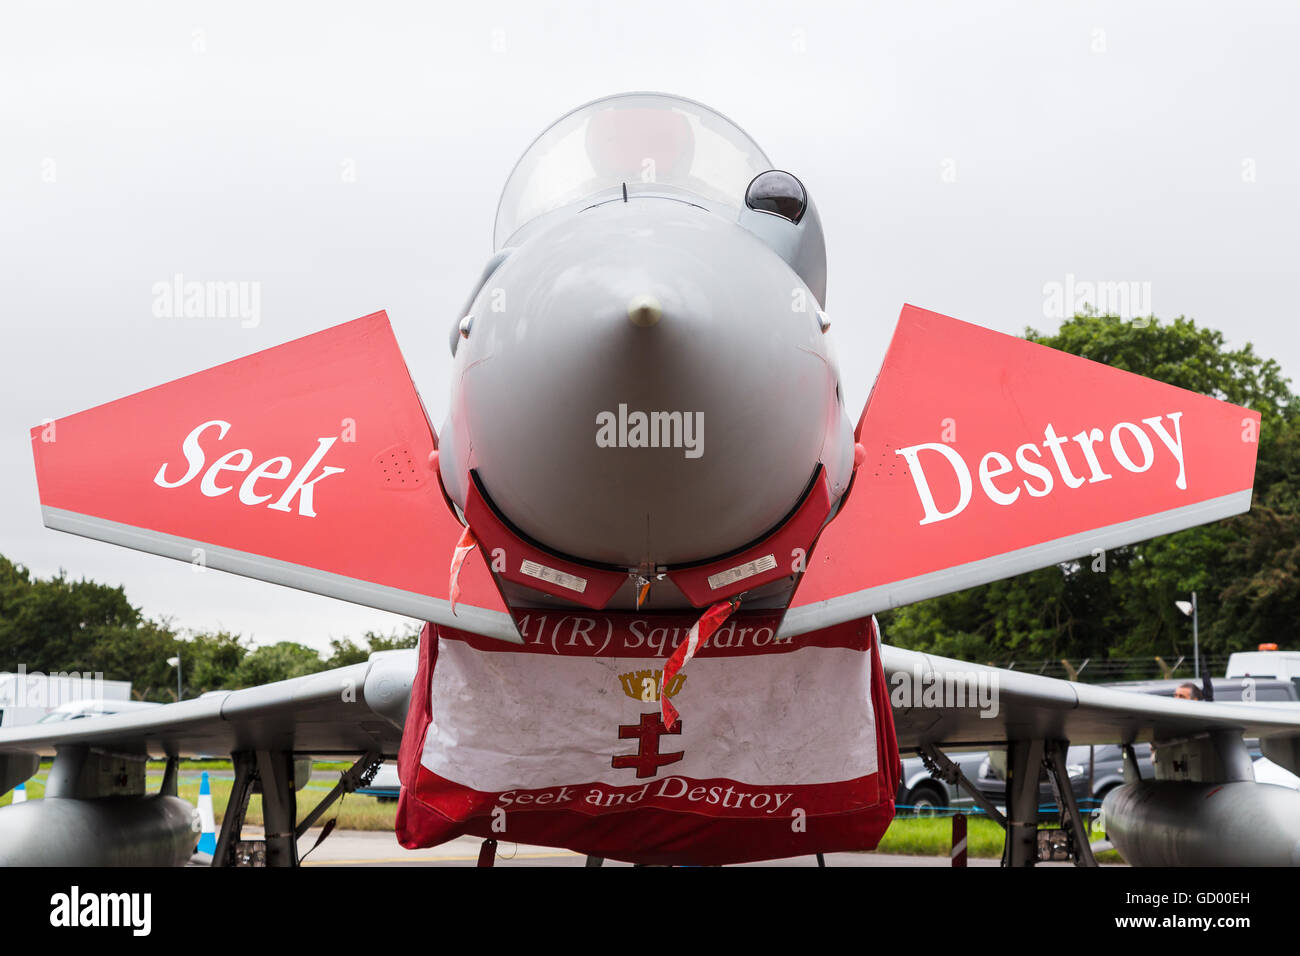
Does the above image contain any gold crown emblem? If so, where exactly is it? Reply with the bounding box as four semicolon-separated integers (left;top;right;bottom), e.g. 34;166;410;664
618;669;686;702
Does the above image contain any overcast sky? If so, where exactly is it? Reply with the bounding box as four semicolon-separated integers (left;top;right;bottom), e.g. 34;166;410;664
2;1;1298;652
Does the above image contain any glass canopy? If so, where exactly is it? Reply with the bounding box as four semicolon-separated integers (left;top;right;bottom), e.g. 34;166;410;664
493;92;772;249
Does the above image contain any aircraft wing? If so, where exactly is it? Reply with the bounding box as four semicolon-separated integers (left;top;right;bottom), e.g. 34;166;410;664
0;650;415;762
4;645;1297;773
883;645;1300;768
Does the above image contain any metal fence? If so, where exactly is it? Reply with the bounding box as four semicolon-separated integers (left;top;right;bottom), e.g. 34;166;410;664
983;655;1229;684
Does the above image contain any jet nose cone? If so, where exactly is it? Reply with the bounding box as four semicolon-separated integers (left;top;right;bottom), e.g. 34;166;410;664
452;200;839;569
627;294;663;328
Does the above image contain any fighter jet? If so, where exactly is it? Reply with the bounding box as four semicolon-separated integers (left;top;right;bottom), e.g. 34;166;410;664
3;93;1299;867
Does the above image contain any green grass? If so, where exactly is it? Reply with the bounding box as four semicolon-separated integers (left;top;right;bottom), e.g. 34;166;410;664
877;815;1007;857
174;775;399;831
878;814;1125;862
162;759;355;773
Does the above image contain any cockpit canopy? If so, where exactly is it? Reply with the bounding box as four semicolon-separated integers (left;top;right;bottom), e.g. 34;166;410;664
493;92;773;249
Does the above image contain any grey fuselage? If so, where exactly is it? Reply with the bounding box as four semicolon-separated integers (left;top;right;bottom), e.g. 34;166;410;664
439;176;854;596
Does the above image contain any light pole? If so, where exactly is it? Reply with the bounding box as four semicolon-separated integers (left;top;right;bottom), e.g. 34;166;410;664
167;654;183;701
1175;592;1199;679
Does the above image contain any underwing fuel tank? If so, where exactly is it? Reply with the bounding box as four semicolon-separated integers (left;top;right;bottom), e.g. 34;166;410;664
0;795;196;867
1103;780;1300;866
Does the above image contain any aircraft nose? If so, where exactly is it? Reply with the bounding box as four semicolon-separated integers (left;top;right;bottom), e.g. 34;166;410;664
449;200;839;569
626;294;662;328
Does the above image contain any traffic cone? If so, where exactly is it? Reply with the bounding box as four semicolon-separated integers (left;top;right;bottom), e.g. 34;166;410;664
196;771;216;854
12;781;26;804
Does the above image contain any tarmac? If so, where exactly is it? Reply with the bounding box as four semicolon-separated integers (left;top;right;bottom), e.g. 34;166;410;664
265;826;1011;866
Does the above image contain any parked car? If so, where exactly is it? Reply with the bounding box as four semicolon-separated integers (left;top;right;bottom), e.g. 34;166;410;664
1065;743;1152;807
895;751;987;813
356;761;401;802
896;677;1299;814
1098;676;1299;703
1080;676;1300;801
895;751;1090;815
968;753;1093;813
1253;756;1300;789
35;698;162;722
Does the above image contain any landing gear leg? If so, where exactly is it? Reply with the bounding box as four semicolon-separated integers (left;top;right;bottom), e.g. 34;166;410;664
1044;739;1097;867
257;750;298;868
212;750;299;867
213;751;256;867
1001;738;1043;867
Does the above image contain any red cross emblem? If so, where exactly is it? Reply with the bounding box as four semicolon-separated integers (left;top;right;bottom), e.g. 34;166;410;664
611;712;684;778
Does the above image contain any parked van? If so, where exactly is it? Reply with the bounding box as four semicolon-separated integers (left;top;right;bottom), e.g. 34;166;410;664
1225;647;1300;696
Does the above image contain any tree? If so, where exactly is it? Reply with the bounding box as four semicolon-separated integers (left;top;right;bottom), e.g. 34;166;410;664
181;630;250;695
1212;415;1300;649
324;627;420;668
233;642;332;687
0;555;424;697
0;555;188;700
